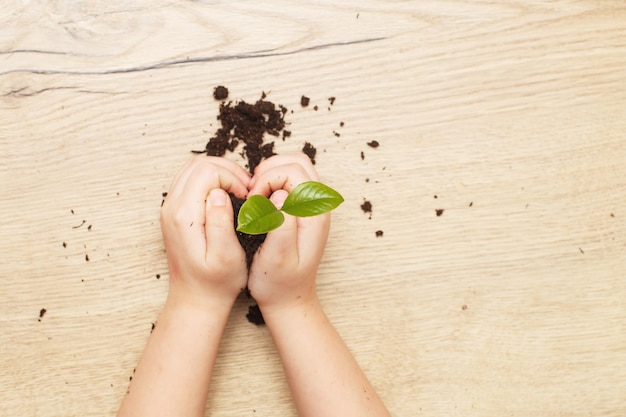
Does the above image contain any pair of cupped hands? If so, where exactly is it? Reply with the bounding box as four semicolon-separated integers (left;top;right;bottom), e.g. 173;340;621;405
161;153;329;314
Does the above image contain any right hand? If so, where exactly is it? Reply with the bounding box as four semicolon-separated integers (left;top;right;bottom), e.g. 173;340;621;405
246;154;331;312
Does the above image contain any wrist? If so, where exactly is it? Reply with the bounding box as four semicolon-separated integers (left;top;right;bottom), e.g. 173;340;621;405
259;292;322;325
164;287;236;322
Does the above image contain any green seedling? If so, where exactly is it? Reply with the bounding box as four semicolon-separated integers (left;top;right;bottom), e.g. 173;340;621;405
236;181;344;235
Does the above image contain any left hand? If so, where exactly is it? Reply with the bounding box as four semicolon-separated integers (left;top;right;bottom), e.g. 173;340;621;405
160;156;251;310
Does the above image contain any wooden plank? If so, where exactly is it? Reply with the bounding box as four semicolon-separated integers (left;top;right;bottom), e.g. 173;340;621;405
1;1;625;416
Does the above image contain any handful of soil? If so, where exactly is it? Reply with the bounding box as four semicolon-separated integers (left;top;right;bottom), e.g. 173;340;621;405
195;86;318;325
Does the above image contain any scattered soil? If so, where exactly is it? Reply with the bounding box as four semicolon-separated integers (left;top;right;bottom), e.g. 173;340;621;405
213;85;229;101
195;92;288;174
435;209;445;217
375;230;384;237
302;142;317;165
367;140;380;148
38;308;47;321
246;304;265;326
361;200;372;214
300;95;310;107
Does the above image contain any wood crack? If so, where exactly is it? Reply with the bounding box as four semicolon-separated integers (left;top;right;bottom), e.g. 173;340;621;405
0;37;387;76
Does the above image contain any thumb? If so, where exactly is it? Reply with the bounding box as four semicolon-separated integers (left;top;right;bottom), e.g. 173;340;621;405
205;189;239;256
263;190;298;258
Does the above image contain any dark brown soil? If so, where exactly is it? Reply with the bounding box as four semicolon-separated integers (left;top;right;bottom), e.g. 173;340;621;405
246;304;265;326
38;308;47;321
302;142;317;165
367;140;380;148
435;209;445;217
213;85;229;101
229;193;267;269
361;200;372;214
195;92;288;174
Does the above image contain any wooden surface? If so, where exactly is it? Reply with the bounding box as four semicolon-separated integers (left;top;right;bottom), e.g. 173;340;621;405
1;1;625;416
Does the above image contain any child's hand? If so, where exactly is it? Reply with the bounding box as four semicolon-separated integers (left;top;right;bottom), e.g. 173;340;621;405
246;154;331;313
160;156;251;310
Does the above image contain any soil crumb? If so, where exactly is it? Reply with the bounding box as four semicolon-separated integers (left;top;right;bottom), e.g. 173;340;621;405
375;230;384;237
213;85;229;101
435;209;445;217
367;140;380;148
300;95;310;107
361;200;372;214
38;308;47;321
246;304;265;325
302;142;317;165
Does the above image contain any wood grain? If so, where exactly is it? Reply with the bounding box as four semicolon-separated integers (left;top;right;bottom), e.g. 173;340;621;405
1;1;625;416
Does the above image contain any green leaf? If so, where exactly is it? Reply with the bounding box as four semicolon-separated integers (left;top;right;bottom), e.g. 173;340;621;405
281;181;344;217
236;195;285;235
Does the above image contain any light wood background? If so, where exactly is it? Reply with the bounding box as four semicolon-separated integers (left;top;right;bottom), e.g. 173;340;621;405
1;1;625;416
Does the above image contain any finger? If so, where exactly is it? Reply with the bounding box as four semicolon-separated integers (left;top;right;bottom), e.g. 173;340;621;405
296;212;330;269
168;156;251;201
165;161;248;256
260;190;298;263
208;156;252;186
167;157;197;198
205;188;243;265
247;163;313;198
180;167;247;238
180;161;249;204
249;154;319;189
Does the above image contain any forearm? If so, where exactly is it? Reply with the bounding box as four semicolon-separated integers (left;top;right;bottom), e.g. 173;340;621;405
117;297;232;417
262;296;391;417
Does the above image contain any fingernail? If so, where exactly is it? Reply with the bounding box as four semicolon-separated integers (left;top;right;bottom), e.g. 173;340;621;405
270;191;288;208
209;189;226;207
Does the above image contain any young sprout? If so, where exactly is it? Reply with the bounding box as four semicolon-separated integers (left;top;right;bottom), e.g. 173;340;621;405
236;181;344;235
